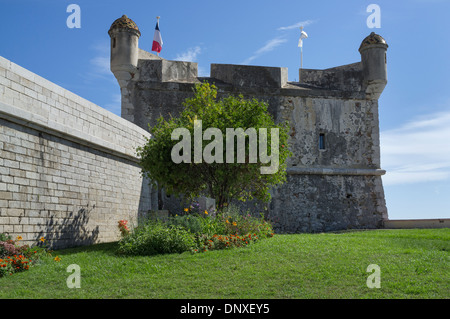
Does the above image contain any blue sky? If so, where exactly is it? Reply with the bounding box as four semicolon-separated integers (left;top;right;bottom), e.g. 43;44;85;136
1;0;449;220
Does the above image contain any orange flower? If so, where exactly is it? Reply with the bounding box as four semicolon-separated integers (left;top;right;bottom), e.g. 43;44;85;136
16;236;23;241
54;256;61;262
39;237;46;242
184;208;189;212
232;222;237;226
204;210;208;215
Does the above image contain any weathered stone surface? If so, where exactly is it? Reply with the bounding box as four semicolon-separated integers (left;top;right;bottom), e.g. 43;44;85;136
115;31;389;233
138;59;198;83
211;64;288;88
197;197;216;216
0;56;153;249
269;174;387;233
299;62;363;92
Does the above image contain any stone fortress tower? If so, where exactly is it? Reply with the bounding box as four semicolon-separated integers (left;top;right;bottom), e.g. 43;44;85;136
108;15;389;233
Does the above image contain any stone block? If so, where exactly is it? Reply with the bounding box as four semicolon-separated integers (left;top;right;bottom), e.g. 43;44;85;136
210;63;288;88
0;191;12;200
138;59;198;82
299;63;363;91
197;197;216;216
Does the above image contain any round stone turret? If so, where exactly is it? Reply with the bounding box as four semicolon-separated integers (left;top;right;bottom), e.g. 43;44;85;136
108;15;141;37
109;15;141;88
359;32;387;51
359;32;388;99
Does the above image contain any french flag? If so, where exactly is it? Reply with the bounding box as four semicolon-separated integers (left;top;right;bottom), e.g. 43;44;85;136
152;19;163;53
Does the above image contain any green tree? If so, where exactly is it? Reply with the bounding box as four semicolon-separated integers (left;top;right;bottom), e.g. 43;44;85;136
137;82;291;210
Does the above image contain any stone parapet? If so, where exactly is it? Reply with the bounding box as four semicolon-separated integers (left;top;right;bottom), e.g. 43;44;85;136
0;56;153;249
299;63;363;92
210;64;288;89
138;59;198;83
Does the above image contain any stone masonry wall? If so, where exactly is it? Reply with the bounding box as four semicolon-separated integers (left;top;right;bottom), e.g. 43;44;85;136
0;56;152;249
126;60;388;232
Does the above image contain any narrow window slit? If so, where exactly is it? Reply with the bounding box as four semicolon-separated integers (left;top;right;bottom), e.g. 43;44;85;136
319;133;325;150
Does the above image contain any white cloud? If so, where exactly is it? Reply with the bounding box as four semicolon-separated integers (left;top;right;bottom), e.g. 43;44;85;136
277;19;315;31
241;37;288;65
173;46;202;62
255;38;288;55
197;66;209;77
85;42;121;116
173;46;209;76
90;55;110;75
85;41;115;82
241;19;315;65
380;110;450;185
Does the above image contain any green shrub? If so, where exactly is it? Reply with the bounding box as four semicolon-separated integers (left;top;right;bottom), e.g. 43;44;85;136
117;220;195;256
216;204;274;238
167;214;205;235
167;210;229;237
116;204;275;256
168;205;275;253
193;232;272;253
0;233;11;242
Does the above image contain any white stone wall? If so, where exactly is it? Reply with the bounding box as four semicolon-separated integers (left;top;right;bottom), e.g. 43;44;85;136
0;56;153;248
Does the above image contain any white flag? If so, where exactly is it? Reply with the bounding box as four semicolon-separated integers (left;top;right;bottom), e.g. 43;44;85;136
298;30;308;48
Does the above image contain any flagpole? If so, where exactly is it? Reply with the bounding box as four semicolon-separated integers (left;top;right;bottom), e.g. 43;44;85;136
300;26;303;83
156;16;160;57
300;46;303;83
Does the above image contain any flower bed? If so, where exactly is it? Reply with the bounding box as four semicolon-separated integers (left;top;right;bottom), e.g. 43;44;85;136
0;234;54;277
117;204;275;256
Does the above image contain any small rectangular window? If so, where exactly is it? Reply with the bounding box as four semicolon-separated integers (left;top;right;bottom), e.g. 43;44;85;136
319;133;325;150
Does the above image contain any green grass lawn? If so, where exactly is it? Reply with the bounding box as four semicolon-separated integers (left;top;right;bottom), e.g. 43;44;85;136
0;229;448;299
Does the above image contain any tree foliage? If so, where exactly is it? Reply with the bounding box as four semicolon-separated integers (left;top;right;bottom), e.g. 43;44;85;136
137;82;292;210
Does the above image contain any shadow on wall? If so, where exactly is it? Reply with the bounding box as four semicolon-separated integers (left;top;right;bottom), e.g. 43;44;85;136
137;175;153;223
38;204;99;250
